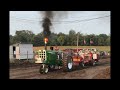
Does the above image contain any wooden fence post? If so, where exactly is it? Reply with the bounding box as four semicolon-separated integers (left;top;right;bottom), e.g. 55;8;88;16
27;51;28;60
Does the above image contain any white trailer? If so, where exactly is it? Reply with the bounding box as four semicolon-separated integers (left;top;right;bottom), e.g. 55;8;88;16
9;43;33;60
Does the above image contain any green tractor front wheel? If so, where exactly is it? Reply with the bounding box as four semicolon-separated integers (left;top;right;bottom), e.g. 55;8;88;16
39;64;49;74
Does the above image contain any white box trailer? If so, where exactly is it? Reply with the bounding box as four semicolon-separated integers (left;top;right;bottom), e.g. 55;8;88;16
9;43;33;60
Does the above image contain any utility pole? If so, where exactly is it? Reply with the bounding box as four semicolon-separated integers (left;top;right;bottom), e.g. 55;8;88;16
77;32;79;52
90;38;91;46
45;43;47;50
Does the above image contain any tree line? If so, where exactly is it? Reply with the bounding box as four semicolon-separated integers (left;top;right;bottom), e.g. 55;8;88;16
10;30;110;46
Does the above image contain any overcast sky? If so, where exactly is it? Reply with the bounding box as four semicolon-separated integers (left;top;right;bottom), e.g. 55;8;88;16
10;11;110;36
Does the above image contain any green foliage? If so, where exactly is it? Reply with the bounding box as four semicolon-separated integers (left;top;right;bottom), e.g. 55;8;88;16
10;30;110;46
57;34;65;46
68;30;77;46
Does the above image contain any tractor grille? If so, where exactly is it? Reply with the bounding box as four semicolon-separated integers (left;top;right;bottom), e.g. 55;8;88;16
38;50;46;61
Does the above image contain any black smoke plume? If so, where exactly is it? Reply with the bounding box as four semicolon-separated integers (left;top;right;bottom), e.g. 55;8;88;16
42;11;53;38
41;11;67;38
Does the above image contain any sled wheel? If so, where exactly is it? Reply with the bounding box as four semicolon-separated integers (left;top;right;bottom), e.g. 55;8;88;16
90;59;96;66
79;61;85;68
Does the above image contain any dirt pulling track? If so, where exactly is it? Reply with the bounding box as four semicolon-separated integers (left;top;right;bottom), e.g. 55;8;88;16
9;58;110;79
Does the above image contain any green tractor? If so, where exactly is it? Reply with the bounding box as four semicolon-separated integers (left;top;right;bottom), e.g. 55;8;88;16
34;48;73;74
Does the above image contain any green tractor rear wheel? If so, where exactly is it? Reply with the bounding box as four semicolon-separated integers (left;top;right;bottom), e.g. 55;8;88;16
39;64;49;74
62;55;73;72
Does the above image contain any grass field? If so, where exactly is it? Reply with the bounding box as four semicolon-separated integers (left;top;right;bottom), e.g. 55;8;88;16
33;46;110;52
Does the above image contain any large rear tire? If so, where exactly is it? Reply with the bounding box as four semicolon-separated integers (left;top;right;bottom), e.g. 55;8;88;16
62;55;73;72
39;64;49;74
